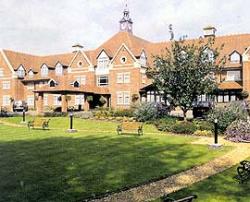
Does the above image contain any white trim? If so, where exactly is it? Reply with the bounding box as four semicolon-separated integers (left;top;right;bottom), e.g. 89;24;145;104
243;46;250;62
111;43;138;64
68;51;93;68
0;50;15;74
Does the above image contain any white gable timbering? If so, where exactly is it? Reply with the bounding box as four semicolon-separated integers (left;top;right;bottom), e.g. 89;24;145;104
96;50;110;75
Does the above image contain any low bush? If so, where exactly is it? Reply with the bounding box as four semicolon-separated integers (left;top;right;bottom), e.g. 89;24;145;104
43;112;68;117
74;111;94;119
193;130;213;136
171;121;197;134
113;108;135;117
207;101;248;133
154;116;177;131
225;119;250;142
194;120;214;131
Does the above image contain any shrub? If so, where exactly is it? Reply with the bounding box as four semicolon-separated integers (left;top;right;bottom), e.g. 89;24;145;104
154;116;177;131
225;120;250;142
134;103;158;122
208;101;248;132
171;121;197;134
94;108;113;118
194;120;214;131
113;108;135;117
43;112;67;117
193;130;213;136
74;111;93;119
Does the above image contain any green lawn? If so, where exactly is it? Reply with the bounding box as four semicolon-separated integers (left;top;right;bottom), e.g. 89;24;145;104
154;159;250;202
0;117;230;202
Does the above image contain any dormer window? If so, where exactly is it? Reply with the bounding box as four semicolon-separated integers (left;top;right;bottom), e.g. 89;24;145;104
17;65;25;78
204;48;214;62
28;70;34;78
140;51;147;67
48;79;57;87
97;51;110;69
55;63;63;76
41;64;48;77
230;51;241;63
71;81;80;88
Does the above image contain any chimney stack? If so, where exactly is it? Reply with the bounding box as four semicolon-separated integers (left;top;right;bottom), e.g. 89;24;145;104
72;43;84;53
203;26;216;37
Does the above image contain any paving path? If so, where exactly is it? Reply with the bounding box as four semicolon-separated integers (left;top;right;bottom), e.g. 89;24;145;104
91;138;250;202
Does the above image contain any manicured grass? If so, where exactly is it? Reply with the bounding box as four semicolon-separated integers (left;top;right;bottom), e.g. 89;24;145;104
154;158;250;202
0;117;230;202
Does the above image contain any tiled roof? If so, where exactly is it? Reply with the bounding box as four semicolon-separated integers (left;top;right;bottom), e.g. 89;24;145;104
3;32;250;73
218;81;243;90
3;49;74;72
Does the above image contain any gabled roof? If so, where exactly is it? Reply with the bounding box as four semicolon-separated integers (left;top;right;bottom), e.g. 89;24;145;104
3;32;250;74
3;49;74;72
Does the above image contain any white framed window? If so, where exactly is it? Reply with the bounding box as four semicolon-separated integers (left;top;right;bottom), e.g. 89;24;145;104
0;68;4;77
77;60;83;68
230;52;241;63
117;73;123;83
55;63;63;76
117;92;124;105
28;70;34;77
27;96;34;106
49;80;57;87
2;81;10;89
124;92;130;105
41;64;48;77
116;72;130;84
120;56;127;64
76;76;86;85
44;95;48;106
2;95;10;106
116;91;130;105
97;51;110;69
17;65;25;78
27;83;34;90
75;95;84;105
97;75;109;86
226;71;241;81
123;72;130;83
54;95;61;106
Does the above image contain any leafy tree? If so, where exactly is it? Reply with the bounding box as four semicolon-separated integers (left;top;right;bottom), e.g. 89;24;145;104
147;37;225;119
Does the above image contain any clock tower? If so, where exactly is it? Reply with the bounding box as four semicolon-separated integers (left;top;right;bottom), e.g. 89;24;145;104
119;4;133;33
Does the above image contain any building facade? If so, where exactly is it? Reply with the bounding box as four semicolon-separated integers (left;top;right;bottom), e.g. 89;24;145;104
1;7;250;114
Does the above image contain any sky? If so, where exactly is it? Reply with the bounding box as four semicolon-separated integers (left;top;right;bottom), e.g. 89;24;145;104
0;0;249;55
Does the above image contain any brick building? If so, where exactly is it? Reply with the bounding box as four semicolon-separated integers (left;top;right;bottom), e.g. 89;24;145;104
1;7;250;114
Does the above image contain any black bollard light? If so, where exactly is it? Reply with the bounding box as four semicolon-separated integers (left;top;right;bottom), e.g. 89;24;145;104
70;112;73;130
22;108;26;123
67;111;77;133
214;118;218;144
210;118;222;148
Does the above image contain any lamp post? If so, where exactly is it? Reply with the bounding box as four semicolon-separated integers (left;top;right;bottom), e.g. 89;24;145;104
214;118;218;144
210;118;222;148
69;112;73;130
67;111;77;133
20;108;26;124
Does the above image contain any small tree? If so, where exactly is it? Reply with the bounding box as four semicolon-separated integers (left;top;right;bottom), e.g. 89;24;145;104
147;37;225;119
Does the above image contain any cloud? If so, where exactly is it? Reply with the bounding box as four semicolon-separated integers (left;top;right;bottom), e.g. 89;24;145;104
0;0;249;54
